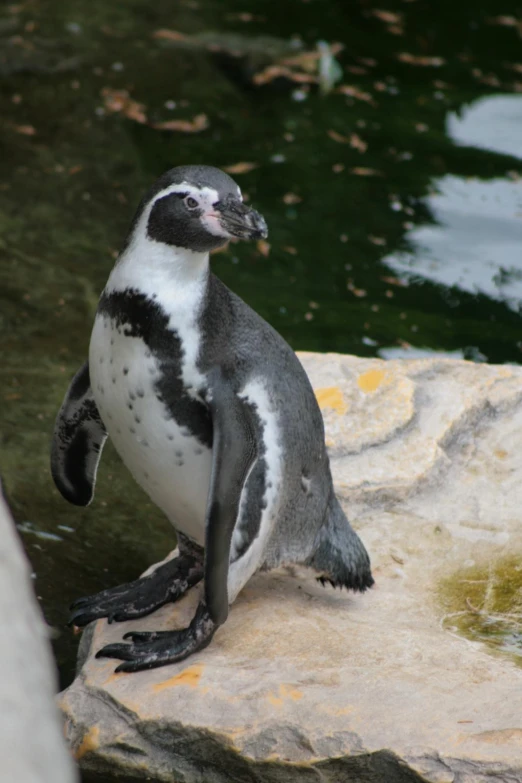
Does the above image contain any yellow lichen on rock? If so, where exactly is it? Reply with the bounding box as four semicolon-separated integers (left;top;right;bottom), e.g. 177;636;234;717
266;684;303;707
280;684;303;701
357;369;386;393
75;725;100;760
152;664;204;692
315;386;348;415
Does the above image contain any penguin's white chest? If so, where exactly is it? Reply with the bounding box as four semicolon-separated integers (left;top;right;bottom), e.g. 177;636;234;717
89;313;212;546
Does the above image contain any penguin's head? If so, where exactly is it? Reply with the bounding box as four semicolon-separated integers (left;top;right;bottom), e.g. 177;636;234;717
136;165;268;253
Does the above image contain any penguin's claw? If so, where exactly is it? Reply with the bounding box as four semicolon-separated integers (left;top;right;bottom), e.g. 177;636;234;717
68;554;203;627
95;602;216;672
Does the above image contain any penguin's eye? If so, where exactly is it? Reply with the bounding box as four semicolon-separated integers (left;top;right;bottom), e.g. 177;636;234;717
185;196;199;209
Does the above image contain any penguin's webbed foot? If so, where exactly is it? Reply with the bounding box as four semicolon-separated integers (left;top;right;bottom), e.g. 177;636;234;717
69;553;203;627
95;602;216;672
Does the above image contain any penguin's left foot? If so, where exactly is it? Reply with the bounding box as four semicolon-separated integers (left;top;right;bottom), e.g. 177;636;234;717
69;550;203;627
95;601;217;672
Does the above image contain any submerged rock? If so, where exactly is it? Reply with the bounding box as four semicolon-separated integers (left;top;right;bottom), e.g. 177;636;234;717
60;353;522;782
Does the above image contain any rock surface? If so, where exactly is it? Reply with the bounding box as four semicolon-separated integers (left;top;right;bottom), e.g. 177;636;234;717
0;488;78;783
60;353;522;783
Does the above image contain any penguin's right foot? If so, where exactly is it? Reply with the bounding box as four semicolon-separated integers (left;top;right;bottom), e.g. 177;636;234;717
69;552;203;627
96;601;216;672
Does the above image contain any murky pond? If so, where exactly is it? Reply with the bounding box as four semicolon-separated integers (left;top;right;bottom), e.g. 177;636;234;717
1;0;522;753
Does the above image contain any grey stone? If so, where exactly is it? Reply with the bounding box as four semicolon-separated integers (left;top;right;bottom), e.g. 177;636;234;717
0;489;78;783
59;354;522;782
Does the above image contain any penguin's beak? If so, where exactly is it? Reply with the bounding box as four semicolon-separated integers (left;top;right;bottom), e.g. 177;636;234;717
212;196;268;241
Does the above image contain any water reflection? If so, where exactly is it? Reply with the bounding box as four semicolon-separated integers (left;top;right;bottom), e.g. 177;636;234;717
448;94;522;160
379;346;465;360
384;173;522;309
383;94;522;319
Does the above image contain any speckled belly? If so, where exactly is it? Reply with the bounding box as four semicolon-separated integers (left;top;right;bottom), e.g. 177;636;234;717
89;314;212;545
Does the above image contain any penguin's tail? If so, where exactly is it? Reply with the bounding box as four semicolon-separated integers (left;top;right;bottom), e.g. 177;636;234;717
304;492;374;592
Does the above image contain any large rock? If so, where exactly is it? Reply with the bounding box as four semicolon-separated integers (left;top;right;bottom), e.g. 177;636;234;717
59;354;522;783
0;489;78;783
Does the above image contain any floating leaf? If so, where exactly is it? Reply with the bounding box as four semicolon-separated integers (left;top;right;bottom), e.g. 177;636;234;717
252;42;343;92
381;276;406;287
398;52;445;67
101;88;129;112
371;9;403;24
350;133;367;153
282;43;343;71
370;9;404;35
226;12;265;22
257;239;271;257
327;129;350;143
101;88;147;124
337;84;375;104
153;29;188;42
253;65;317;86
223;162;258;174
352;167;382;176
347;281;367;297
479;73;501;87
12;124;36;135
488;15;519;27
125;104;147;124
151;114;208;133
283;193;302;204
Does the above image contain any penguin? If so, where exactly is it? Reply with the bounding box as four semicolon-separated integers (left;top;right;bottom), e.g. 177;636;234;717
51;165;373;673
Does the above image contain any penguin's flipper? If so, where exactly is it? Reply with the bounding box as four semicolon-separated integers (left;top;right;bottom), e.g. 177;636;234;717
50;361;108;507
204;369;258;625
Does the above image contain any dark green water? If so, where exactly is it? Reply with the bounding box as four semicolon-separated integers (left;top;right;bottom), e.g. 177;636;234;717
1;0;522;755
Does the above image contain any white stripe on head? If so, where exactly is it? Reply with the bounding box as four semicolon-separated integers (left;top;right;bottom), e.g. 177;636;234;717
152;181;219;209
154;182;231;238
